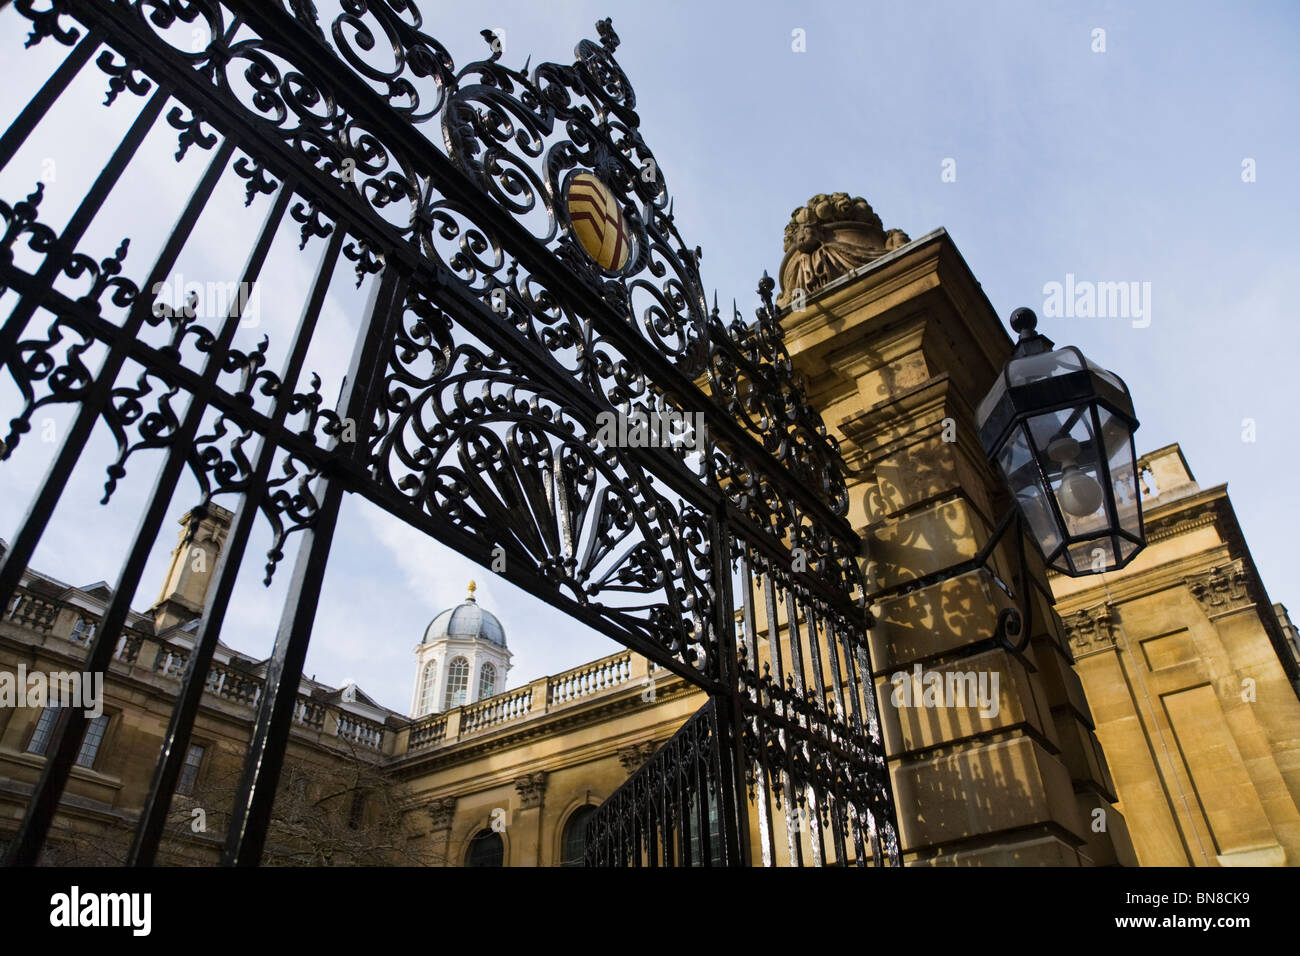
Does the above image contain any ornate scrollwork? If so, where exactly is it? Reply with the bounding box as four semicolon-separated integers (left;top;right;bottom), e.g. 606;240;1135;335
368;289;717;674
2;1;897;864
91;1;851;542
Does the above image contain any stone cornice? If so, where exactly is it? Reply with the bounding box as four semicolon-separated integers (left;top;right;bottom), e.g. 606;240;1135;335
1055;546;1235;613
1139;485;1228;545
780;231;1016;387
1050;486;1233;605
781;229;949;347
399;701;702;802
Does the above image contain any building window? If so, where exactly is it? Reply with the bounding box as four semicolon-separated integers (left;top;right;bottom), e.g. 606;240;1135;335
477;662;496;701
466;829;503;867
75;714;109;769
70;616;96;645
560;805;597;866
26;707;59;755
347;790;369;830
176;743;204;796
444;657;469;710
28;709;110;769
417;660;437;715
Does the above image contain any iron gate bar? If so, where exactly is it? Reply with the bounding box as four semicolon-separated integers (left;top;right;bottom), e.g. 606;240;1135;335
0;120;240;866
712;514;751;866
737;544;777;863
0;28;99;170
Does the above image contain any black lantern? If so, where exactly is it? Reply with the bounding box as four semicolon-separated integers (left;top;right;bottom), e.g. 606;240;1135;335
977;307;1145;577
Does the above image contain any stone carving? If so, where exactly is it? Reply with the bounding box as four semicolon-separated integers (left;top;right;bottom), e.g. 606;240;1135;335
616;741;659;776
776;192;910;306
426;796;457;830
1062;604;1116;655
1186;563;1253;616
514;771;549;809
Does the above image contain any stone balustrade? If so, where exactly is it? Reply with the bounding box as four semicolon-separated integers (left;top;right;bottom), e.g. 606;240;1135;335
294;696;327;730
6;597;662;760
406;650;648;755
3;595;376;746
204;658;263;707
460;685;533;735
113;633;143;664
548;651;633;706
336;712;385;749
408;713;449;750
5;587;59;634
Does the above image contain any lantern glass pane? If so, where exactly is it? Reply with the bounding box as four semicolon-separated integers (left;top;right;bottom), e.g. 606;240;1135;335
1062;538;1116;575
1098;406;1141;542
1005;348;1083;386
997;424;1061;558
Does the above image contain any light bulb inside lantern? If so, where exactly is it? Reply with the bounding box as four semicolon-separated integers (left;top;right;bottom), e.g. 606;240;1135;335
1058;465;1103;517
1048;435;1104;518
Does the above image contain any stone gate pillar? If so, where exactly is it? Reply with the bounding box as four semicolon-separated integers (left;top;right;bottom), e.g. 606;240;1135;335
776;194;1136;865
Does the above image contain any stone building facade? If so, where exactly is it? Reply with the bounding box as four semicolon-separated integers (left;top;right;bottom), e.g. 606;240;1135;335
1053;444;1300;866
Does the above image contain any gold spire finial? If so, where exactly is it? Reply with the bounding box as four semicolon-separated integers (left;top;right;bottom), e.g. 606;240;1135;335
467;580;477;601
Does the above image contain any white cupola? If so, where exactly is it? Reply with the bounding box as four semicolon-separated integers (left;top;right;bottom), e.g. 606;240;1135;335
410;581;513;718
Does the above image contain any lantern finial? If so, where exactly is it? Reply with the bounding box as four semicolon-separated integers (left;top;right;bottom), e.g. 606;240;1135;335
1008;306;1054;356
1010;307;1037;337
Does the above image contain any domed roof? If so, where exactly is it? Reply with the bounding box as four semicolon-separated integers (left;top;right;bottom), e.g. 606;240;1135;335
422;582;506;648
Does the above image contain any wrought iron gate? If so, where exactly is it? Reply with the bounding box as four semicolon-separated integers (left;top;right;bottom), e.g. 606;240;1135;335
0;0;900;866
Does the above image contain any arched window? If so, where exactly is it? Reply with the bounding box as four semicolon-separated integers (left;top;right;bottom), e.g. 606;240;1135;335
466;828;503;867
477;662;497;701
417;660;437;715
560;805;597;866
443;657;469;710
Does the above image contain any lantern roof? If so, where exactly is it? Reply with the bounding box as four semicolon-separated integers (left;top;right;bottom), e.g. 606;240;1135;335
976;309;1137;458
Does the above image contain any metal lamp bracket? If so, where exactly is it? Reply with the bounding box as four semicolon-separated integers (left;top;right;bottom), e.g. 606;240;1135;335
866;503;1037;661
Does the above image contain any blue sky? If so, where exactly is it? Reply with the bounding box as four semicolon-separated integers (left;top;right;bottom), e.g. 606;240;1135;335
1;1;1296;713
